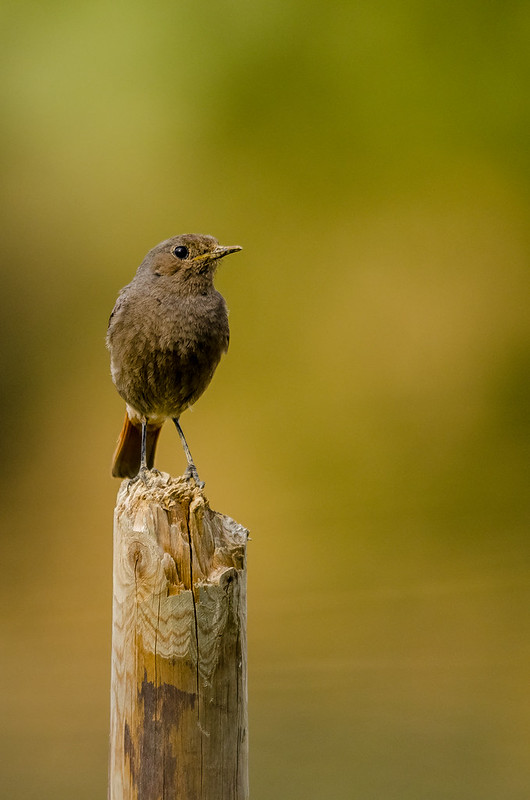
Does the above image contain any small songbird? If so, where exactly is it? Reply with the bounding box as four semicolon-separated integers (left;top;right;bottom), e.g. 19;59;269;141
107;233;242;483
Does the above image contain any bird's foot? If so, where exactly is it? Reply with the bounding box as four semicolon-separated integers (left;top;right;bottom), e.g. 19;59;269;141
127;466;153;487
184;465;205;490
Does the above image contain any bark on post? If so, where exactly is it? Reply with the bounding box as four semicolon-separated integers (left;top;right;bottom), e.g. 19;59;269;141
108;471;249;800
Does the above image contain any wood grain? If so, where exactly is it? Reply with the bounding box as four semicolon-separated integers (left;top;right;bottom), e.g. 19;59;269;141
109;471;248;800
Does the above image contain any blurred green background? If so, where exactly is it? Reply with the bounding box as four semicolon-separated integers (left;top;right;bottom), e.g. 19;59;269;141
1;1;530;797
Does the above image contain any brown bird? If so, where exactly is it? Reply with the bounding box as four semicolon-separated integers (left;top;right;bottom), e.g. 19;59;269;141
107;233;242;483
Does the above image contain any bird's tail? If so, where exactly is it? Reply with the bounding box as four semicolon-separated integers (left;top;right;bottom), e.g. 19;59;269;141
111;414;162;478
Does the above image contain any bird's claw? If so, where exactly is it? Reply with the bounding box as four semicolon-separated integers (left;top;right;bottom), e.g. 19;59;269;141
128;466;152;487
184;465;205;490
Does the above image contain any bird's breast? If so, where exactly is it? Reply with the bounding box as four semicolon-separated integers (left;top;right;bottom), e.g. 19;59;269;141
108;288;229;419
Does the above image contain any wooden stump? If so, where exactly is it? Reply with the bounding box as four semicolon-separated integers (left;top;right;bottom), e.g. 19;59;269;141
108;471;249;800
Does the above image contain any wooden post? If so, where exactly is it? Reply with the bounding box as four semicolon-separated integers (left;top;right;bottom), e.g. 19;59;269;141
109;471;249;800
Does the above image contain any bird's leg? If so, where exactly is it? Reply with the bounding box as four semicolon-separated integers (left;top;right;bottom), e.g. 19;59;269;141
172;418;204;488
140;419;148;472
126;418;150;486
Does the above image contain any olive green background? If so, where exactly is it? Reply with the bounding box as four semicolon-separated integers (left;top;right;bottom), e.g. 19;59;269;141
1;2;530;798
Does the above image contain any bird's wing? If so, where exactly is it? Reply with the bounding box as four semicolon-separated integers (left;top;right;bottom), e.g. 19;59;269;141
107;287;129;331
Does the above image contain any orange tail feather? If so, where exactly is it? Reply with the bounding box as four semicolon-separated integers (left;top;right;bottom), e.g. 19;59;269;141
111;414;162;478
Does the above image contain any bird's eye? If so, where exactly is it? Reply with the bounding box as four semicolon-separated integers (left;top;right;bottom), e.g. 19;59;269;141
173;245;189;259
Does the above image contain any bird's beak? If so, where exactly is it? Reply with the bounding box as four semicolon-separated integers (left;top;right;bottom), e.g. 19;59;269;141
211;245;243;261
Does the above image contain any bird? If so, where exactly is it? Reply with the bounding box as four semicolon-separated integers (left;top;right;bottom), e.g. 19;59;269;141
106;233;242;483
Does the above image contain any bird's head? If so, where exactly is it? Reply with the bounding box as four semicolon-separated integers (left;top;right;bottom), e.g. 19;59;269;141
138;234;242;286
